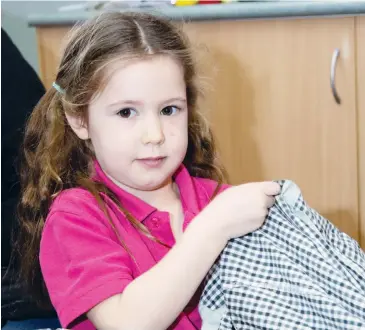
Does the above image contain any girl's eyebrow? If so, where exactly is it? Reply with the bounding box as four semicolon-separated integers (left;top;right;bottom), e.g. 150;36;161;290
107;97;187;109
163;97;187;104
107;100;143;108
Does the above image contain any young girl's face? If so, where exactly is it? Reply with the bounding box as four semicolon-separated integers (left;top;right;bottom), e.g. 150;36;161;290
73;55;188;192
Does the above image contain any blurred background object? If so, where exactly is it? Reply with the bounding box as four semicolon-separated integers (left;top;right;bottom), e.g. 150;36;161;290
1;28;62;330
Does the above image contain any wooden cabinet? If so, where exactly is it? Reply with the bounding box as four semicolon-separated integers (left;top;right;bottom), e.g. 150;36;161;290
185;17;359;241
36;27;70;89
34;16;363;246
356;16;365;248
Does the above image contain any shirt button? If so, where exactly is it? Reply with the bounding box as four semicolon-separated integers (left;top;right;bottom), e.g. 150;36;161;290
151;217;159;228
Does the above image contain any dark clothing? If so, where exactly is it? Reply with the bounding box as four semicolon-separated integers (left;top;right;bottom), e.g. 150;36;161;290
1;28;57;326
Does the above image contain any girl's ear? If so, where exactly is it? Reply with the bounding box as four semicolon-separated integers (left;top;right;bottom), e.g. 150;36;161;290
65;112;89;140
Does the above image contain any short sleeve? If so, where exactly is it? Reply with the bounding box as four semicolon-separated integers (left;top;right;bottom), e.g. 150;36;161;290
40;190;134;328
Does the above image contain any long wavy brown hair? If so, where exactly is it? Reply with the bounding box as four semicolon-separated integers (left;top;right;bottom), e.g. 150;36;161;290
15;11;227;307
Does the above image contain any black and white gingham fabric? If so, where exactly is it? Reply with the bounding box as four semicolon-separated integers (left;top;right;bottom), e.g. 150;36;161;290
199;180;365;330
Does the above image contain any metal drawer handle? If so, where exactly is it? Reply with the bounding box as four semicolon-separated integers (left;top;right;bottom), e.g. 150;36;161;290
330;48;341;105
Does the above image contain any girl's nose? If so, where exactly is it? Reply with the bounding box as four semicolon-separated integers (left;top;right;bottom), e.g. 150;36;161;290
141;115;165;145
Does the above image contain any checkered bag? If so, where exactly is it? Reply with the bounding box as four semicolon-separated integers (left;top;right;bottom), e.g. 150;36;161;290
199;180;365;330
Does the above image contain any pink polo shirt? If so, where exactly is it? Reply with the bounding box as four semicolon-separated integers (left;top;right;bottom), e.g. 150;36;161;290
40;161;228;329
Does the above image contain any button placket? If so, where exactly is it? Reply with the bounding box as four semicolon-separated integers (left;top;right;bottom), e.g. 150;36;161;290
147;212;175;248
151;217;160;228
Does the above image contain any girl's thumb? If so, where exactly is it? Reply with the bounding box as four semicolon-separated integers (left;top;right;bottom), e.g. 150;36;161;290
262;181;281;196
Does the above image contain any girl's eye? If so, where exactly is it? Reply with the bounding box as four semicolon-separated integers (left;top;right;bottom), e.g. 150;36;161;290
117;108;137;118
161;106;180;116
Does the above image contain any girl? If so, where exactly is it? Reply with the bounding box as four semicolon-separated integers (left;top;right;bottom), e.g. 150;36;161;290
16;12;280;330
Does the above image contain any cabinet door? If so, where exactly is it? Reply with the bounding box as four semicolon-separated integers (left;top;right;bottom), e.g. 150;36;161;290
356;16;365;248
185;17;359;240
36;27;69;89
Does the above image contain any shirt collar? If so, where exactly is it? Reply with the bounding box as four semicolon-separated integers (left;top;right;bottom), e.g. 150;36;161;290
93;161;201;222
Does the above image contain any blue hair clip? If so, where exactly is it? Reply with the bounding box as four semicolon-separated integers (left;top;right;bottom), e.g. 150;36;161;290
52;82;65;94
